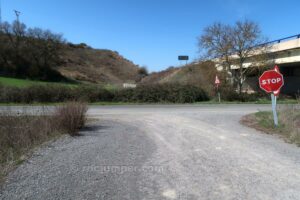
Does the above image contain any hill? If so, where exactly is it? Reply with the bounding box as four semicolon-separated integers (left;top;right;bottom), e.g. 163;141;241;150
0;20;143;86
0;21;215;87
142;62;217;92
58;44;143;85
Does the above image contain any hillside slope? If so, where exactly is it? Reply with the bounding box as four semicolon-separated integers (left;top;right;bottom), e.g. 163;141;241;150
57;44;141;84
142;62;217;91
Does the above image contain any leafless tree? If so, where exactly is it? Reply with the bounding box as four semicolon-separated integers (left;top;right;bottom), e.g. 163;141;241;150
0;20;65;79
199;20;270;94
26;28;65;68
199;23;233;73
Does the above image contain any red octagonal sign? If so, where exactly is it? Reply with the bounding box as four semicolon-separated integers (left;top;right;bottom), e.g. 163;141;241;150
259;70;284;93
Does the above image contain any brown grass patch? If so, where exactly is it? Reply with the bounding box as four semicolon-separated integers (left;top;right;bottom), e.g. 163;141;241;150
54;102;88;136
0;102;88;182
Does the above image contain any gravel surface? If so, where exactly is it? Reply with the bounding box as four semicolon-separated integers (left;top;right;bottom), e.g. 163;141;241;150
1;105;300;200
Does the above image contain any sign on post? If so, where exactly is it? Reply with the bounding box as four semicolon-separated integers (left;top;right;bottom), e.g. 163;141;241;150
259;66;284;126
215;75;220;85
215;75;221;103
178;56;189;61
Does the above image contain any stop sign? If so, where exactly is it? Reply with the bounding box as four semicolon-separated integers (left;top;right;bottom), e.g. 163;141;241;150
259;70;284;93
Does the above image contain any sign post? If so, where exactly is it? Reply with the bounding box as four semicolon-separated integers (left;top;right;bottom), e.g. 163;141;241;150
259;66;284;126
215;75;221;103
178;56;189;65
271;93;279;126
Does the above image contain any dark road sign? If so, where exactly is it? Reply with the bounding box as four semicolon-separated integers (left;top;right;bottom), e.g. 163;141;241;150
178;56;189;61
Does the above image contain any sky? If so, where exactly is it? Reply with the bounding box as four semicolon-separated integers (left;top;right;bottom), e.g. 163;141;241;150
1;0;300;71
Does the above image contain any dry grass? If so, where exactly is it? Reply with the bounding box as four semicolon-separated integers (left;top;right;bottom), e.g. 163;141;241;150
0;102;88;182
58;47;141;84
142;62;216;92
54;102;88;136
277;105;300;144
0;108;60;181
241;105;300;146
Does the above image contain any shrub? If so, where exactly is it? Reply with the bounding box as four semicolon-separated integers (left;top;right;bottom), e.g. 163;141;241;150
0;83;209;103
54;102;88;136
72;86;114;102
0;108;60;179
114;83;209;103
0;86;23;103
278;105;300;145
0;102;89;180
22;85;73;103
219;85;263;102
0;85;113;103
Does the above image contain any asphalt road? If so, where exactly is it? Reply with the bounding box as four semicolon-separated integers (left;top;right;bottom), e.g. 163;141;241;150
1;105;300;200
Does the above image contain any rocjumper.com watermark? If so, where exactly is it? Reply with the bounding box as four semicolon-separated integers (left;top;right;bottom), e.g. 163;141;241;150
72;165;165;174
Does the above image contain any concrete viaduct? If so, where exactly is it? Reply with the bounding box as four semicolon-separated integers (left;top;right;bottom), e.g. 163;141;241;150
223;34;300;95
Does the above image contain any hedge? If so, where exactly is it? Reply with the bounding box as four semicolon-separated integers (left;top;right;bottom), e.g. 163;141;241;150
0;83;210;103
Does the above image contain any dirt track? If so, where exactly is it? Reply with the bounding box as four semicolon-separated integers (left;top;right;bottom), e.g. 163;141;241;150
1;105;300;200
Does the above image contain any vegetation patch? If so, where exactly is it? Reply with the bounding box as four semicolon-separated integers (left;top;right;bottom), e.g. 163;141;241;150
0;83;209;104
55;102;88;136
0;102;88;182
241;106;300;146
114;83;209;103
0;77;77;88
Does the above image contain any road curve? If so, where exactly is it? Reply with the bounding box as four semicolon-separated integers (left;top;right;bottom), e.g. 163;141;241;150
1;105;300;200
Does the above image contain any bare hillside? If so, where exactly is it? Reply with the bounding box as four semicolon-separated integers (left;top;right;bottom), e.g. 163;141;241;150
58;44;141;84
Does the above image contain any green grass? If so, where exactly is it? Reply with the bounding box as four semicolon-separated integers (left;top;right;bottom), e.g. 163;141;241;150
242;108;300;146
0;77;78;88
103;84;119;91
254;111;285;130
194;98;299;105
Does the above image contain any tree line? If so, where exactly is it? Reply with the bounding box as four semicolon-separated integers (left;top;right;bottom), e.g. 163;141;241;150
0;20;66;81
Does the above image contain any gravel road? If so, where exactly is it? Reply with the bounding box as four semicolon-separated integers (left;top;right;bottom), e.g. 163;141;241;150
1;105;300;200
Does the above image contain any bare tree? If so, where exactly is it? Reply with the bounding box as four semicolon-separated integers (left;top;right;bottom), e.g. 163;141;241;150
199;20;270;94
199;22;234;85
26;28;65;68
231;20;269;94
0;20;65;80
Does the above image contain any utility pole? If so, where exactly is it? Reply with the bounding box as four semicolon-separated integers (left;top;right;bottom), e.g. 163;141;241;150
14;10;21;22
0;0;2;24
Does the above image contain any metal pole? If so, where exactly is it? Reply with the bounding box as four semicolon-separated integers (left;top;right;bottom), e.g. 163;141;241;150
217;85;221;103
14;10;20;22
0;0;2;24
271;93;279;126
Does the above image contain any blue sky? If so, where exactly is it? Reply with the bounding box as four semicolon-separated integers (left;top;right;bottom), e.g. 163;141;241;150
1;0;299;71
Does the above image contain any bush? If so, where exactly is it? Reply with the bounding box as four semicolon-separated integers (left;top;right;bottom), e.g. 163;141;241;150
0;85;113;103
114;83;210;103
0;108;60;179
54;102;88;136
71;86;114;102
0;86;23;103
219;85;263;102
22;85;73;103
10;82;298;104
278;106;300;145
0;83;209;103
0;102;88;180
